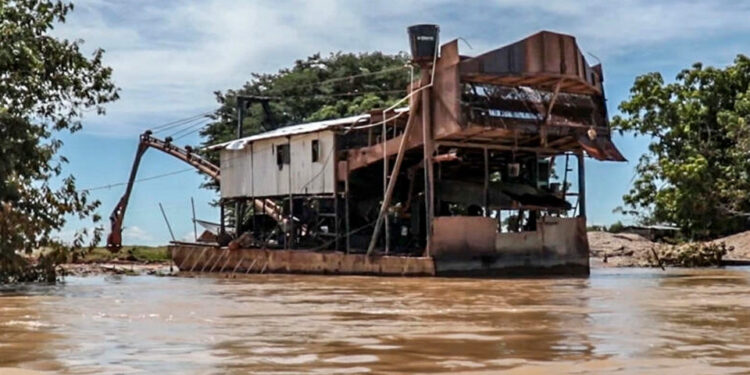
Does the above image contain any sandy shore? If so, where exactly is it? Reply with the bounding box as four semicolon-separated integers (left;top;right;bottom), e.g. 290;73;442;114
61;262;175;277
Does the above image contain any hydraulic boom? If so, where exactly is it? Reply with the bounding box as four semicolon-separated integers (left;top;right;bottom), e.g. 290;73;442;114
106;131;283;250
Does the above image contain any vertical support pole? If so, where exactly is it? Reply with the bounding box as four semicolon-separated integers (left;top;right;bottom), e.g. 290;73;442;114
235;200;243;238
159;202;176;242
191;197;197;242
383;111;390;254
333;135;341;251
287;136;294;249
577;152;586;218
236;97;245;139
261;199;265;241
421;69;434;256
345;162;351;254
250;142;256;234
333;192;339;251
235;97;245;239
483;148;489;217
219;201;225;237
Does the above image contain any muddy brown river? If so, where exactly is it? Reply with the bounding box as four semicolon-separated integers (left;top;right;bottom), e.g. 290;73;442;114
1;268;749;374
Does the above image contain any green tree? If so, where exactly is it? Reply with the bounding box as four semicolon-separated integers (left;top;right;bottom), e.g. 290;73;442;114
0;1;119;282
613;55;750;239
199;51;412;181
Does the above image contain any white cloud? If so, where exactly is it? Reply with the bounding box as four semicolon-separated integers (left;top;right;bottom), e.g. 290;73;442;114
49;0;750;138
122;225;154;245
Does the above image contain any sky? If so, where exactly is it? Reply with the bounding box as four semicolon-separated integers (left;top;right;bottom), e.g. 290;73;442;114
50;0;750;246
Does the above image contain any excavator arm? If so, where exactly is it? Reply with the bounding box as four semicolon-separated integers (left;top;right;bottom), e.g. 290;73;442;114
106;131;284;250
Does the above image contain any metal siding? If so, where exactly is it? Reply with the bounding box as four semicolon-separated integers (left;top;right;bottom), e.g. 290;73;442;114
291;131;335;195
220;148;252;198
220;131;335;199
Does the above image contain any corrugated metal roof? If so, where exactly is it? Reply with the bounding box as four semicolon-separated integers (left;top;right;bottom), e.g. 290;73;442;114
207;113;370;151
207;107;410;151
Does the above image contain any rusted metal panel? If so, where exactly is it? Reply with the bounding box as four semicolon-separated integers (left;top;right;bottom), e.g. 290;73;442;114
459;31;603;95
431;217;497;256
342;89;424;175
577;134;627;161
430;216;589;266
171;245;436;276
432;40;463;139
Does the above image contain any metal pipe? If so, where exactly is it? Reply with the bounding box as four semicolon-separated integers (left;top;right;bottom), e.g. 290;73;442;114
367;91;422;256
159;202;176;242
251;142;256;234
345;163;351;254
287;136;294;249
191;197;197;241
420;68;434;256
483;148;489;216
383;110;390;254
577;152;586;217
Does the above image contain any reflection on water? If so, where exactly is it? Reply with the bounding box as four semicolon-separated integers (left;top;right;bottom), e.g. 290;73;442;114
1;268;750;374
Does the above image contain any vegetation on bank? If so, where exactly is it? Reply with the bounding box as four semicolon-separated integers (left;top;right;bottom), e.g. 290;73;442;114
653;242;733;268
613;56;750;240
80;246;171;264
0;1;118;283
199;51;412;192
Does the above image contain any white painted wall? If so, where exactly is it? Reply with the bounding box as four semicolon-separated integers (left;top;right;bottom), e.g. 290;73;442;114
219;130;336;198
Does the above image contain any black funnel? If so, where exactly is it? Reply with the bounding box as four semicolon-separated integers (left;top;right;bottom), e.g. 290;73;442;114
407;24;439;63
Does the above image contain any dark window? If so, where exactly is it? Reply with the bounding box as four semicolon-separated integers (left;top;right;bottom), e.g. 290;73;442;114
276;144;290;169
311;140;320;162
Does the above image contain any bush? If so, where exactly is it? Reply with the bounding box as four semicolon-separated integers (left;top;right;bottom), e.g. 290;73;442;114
654;242;733;267
608;221;626;233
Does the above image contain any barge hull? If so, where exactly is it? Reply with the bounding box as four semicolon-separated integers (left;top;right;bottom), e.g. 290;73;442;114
170;243;589;277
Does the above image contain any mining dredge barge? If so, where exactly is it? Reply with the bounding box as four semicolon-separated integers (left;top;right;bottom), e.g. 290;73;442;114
108;27;624;276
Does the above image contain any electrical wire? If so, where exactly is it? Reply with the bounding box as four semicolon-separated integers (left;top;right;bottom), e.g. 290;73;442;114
80;66;415;195
151;111;214;134
80;168;195;192
171;119;212;140
278;65;408;91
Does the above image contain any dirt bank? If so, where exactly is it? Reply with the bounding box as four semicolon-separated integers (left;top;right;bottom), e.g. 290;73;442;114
588;230;750;267
61;261;175;277
710;231;750;259
588;231;658;267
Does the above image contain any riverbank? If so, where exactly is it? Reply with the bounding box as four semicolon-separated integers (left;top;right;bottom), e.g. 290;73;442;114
61;246;175;277
589;230;750;267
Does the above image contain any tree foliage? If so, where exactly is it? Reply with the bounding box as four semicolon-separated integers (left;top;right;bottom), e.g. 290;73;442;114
199;51;412;180
613;55;750;239
0;1;119;282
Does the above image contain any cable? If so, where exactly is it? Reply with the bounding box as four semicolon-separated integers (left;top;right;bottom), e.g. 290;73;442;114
280;65;408;91
171;119;212;140
151;111;214;133
80;168;195;192
81;67;414;196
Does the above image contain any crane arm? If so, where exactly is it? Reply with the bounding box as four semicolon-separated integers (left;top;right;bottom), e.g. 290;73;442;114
106;131;285;250
106;131;220;250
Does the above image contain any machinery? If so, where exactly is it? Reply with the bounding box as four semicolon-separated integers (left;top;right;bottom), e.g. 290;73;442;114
105;131;284;250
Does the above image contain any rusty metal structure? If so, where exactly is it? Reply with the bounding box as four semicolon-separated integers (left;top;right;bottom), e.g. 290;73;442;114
114;28;625;276
180;29;625;276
